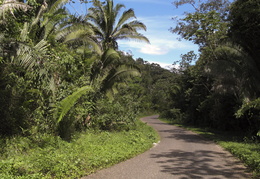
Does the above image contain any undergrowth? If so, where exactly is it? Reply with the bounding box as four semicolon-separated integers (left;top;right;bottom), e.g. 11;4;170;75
0;119;159;179
159;117;260;178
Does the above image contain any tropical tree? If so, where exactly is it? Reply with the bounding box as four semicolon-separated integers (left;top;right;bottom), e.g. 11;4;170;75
168;0;260;134
228;0;260;136
52;0;150;135
229;0;260;71
0;0;88;136
171;0;231;51
87;0;149;50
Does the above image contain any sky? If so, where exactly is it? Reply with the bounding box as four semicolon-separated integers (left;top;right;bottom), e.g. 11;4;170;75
67;0;199;69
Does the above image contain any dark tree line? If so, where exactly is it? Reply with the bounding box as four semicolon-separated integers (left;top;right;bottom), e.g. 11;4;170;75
158;0;260;138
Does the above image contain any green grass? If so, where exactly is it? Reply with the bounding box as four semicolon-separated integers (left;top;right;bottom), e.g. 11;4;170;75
0;120;159;179
159;117;260;178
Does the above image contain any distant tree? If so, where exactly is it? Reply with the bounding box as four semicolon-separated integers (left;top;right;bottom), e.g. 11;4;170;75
173;50;197;73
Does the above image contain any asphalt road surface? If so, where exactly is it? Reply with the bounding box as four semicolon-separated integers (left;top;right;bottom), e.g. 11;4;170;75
82;115;251;179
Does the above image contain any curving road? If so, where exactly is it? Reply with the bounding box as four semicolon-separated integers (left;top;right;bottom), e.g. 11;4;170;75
82;115;251;179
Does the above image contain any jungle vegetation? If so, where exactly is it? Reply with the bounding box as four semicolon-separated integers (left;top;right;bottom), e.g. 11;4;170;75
0;0;259;177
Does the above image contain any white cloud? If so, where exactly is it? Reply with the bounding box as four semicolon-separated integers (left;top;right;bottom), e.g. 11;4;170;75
140;44;169;55
119;34;194;56
118;15;195;56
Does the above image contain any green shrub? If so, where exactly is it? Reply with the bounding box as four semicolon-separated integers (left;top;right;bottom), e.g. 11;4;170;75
0;119;159;178
93;97;139;131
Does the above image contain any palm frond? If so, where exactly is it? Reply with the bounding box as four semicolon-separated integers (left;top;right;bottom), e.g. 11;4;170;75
206;42;260;98
0;0;30;19
56;23;102;55
16;39;49;70
113;2;125;18
88;1;107;33
41;10;68;38
108;64;141;82
90;48;120;83
57;85;93;123
126;20;147;31
46;0;69;17
101;48;120;68
115;8;135;31
117;33;150;44
100;64;141;95
87;0;149;50
64;29;89;42
56;21;87;39
20;22;29;42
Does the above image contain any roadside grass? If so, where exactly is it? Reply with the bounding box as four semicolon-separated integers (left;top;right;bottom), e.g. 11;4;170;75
0;119;159;179
159;117;260;178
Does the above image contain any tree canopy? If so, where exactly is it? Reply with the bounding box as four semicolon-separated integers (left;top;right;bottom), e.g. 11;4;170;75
87;0;149;50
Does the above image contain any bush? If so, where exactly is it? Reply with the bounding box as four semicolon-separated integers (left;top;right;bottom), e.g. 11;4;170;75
93;96;139;131
160;108;185;123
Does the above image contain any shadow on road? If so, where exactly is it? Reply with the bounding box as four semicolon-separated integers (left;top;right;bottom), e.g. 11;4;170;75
150;149;249;179
159;128;212;144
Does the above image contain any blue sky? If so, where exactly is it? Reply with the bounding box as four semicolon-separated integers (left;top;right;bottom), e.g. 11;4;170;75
67;0;199;68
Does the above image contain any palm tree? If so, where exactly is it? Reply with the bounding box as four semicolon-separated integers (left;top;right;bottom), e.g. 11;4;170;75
206;42;260;100
77;0;148;97
55;15;102;56
0;0;30;19
90;48;141;97
87;0;149;50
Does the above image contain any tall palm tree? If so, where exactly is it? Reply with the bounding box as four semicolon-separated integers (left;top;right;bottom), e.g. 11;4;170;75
87;0;149;50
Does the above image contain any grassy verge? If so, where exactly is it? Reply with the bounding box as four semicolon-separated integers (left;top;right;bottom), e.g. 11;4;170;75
159;117;260;178
0;119;159;179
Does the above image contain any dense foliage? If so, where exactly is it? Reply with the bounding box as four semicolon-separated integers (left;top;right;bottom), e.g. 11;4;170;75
0;0;151;139
0;0;160;177
0;0;259;177
164;0;260;139
1;0;259;147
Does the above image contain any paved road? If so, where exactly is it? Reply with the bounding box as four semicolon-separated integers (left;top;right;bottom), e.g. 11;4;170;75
82;115;251;179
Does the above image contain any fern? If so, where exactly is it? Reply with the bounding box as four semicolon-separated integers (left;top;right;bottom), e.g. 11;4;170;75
57;86;93;124
15;39;49;70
